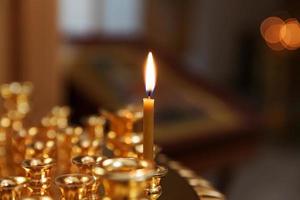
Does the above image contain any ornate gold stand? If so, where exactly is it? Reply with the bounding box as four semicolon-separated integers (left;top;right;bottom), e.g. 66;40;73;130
0;82;225;200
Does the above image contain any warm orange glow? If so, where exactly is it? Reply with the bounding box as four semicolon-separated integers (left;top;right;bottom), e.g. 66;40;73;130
266;42;285;51
144;52;157;96
260;16;284;44
280;19;300;49
261;16;300;51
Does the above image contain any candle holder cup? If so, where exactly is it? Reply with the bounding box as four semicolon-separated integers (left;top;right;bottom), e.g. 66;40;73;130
56;127;82;174
72;155;107;197
0;176;29;200
106;132;143;158
101;158;155;200
102;106;142;138
146;166;168;200
22;158;55;196
55;174;94;200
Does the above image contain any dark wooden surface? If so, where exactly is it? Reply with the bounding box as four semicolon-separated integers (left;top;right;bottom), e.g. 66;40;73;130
161;168;199;200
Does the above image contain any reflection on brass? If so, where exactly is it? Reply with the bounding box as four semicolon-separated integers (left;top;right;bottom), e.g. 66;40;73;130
72;155;107;198
0;82;33;121
56;126;82;174
72;138;102;157
102;158;155;199
25;140;56;159
85;116;105;141
0;176;29;199
106;131;143;157
22;158;55;196
0;82;33;177
102;105;142;138
55;174;94;200
145;166;168;200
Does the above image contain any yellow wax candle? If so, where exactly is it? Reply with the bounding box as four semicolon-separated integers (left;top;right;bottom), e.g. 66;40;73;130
143;97;154;160
143;52;156;161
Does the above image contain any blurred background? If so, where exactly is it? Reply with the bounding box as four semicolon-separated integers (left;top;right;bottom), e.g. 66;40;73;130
0;0;300;199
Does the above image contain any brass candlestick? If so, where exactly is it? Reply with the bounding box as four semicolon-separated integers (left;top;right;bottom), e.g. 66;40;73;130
0;176;29;200
106;131;143;158
146;166;168;200
41;106;70;131
55;174;94;200
85;116;105;141
102;158;155;200
72;155;107;198
22;158;55;196
102;106;142;138
0;82;176;200
25;140;56;160
72;138;102;157
0;118;11;177
11;127;39;175
56;127;83;174
0;82;33;121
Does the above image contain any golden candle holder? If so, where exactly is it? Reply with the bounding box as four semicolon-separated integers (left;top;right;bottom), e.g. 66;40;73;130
0;117;12;177
103;106;144;158
41;106;70;131
102;106;142;138
85;116;105;141
11;127;39;175
55;174;94;200
0;82;228;200
101;158;155;200
106;131;143;158
56;127;83;174
146;166;168;200
22;158;55;196
0;82;33;121
25;140;56;160
71;138;102;157
0;176;29;200
72;155;107;197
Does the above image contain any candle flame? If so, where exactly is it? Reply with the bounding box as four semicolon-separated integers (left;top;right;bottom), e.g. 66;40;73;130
144;52;156;96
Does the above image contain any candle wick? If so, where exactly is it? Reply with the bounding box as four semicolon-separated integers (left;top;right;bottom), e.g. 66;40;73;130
146;90;152;98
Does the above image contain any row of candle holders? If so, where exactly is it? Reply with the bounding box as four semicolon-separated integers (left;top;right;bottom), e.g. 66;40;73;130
0;82;167;200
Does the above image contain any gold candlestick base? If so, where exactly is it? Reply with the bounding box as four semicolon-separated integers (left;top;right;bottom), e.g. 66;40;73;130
146;166;168;200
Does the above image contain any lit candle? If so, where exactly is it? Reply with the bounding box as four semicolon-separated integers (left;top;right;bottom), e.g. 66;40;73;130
143;52;156;161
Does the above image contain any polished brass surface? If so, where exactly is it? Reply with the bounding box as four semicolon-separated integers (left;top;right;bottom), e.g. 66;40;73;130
22;158;55;196
146;166;168;200
0;82;224;200
102;158;155;200
0;176;29;200
55;174;94;200
72;155;107;198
